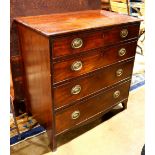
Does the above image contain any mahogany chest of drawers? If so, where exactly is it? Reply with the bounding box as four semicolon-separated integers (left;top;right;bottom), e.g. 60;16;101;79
15;10;141;151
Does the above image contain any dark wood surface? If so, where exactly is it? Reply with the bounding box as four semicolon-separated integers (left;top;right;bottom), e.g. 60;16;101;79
15;10;141;36
52;23;140;58
17;24;54;140
11;1;100;56
101;0;111;10
54;59;134;109
53;40;137;83
11;0;100;20
11;0;100;103
10;56;25;99
55;80;131;134
15;10;141;151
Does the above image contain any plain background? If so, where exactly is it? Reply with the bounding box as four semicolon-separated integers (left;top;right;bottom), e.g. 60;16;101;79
0;0;155;154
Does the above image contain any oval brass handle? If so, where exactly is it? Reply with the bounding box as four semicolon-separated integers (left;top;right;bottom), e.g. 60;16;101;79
71;85;81;95
113;90;121;98
118;48;126;57
120;29;128;38
71;110;80;119
116;69;123;77
71;38;83;49
71;61;83;71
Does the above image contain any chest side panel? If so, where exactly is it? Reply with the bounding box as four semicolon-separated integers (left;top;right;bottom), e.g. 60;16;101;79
17;24;53;131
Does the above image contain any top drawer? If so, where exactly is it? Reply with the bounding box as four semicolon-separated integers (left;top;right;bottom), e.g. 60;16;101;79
52;24;140;58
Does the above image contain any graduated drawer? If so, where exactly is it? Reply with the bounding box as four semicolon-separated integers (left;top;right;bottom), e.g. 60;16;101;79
55;80;131;134
53;41;137;83
54;59;134;109
52;24;140;58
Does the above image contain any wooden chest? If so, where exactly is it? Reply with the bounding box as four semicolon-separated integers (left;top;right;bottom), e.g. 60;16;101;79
15;10;141;151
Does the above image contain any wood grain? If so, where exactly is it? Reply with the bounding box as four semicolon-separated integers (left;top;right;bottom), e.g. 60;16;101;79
17;24;54;146
54;59;134;109
15;10;141;151
10;56;25;100
55;80;131;134
53;40;137;83
52;23;140;58
11;0;100;56
11;0;100;104
15;10;141;36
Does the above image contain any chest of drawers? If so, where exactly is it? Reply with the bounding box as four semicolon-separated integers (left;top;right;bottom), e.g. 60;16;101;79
15;10;141;151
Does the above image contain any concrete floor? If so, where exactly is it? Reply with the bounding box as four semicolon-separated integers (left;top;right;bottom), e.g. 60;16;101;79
11;85;145;155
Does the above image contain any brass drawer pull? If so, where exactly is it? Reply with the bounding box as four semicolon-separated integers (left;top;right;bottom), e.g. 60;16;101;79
116;69;123;77
113;90;120;98
71;61;83;71
71;38;83;49
71;85;81;95
120;29;128;38
71;110;80;119
118;48;126;56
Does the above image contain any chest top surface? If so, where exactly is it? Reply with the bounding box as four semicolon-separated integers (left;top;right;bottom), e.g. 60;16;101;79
15;10;141;36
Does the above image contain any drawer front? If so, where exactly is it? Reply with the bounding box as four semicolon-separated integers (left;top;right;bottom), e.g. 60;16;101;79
52;24;139;58
53;41;137;83
55;80;131;134
54;59;134;109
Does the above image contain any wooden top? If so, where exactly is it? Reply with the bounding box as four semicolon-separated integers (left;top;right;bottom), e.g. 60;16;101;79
15;10;141;36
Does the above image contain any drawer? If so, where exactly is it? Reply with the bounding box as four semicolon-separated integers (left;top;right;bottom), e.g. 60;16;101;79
52;24;140;58
54;59;134;109
55;80;131;134
53;41;137;83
